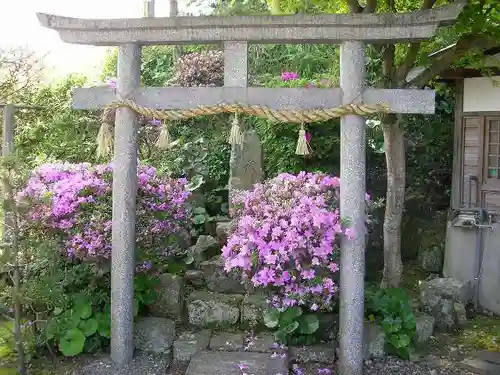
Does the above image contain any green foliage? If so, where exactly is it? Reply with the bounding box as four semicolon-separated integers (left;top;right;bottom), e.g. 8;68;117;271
1;236;160;358
46;294;102;357
263;306;320;345
15;75;100;168
43;271;159;357
191;206;214;227
365;287;417;359
134;273;160;314
153;137;209;182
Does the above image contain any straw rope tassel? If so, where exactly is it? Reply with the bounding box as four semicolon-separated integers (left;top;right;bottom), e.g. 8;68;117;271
228;112;244;145
295;124;311;156
156;121;172;149
96;122;114;159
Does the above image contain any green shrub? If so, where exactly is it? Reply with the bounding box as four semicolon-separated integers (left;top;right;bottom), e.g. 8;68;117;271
365;287;417;359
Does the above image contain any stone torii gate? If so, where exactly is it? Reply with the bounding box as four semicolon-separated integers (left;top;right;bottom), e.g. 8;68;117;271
38;4;462;375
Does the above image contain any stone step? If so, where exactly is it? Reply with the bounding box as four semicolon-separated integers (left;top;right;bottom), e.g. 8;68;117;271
184;351;288;375
460;351;500;375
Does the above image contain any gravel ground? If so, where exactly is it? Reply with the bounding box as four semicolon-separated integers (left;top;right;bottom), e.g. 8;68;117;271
165;360;189;375
360;356;479;375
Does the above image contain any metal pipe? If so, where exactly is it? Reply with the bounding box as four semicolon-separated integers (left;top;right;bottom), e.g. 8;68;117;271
473;210;483;309
467;175;477;208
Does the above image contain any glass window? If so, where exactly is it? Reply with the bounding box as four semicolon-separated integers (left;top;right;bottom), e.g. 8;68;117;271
487;119;500;179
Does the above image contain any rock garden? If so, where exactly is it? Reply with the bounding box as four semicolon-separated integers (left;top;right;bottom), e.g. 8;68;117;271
2;3;500;374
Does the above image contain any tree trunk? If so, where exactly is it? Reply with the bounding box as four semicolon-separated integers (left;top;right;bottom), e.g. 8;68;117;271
381;114;405;288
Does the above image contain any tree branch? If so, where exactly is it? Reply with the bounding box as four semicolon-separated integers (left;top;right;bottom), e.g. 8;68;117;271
409;36;499;88
383;44;396;87
364;0;378;13
347;0;363;13
395;0;439;86
422;0;437;9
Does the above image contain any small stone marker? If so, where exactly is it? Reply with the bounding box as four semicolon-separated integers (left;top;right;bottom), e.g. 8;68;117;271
229;128;263;208
225;41;264;212
185;351;288;375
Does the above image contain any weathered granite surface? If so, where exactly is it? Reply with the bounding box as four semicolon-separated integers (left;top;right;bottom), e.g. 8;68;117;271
38;4;464;45
421;278;472;305
209;332;245;351
148;273;184;321
291;344;336;364
173;330;211;362
191;235;220;267
184;270;205;287
187;290;242;327
185;350;288;375
364;322;386;359
244;332;277;353
241;294;267;328
134;317;176;354
420;246;444;273
72;86;436;115
199;256;246;294
415;313;435;344
420;278;472;330
215;220;232;246
229;128;263;198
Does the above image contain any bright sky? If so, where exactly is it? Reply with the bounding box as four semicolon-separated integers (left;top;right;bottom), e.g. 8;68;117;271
0;0;201;80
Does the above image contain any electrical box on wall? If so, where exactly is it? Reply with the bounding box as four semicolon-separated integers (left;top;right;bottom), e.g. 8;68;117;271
452;210;478;228
451;208;491;228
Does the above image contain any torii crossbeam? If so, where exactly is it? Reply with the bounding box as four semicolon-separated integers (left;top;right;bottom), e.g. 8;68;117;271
38;4;463;375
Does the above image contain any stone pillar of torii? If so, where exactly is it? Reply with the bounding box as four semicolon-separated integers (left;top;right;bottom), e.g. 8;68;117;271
38;3;463;374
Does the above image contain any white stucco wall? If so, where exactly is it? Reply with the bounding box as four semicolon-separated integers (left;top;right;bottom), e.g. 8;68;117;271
463;76;500;112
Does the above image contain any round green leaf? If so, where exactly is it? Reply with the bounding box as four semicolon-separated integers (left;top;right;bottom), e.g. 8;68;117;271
141;289;157;305
263;309;280;328
97;313;111;339
397;333;411;348
283;321;299;334
186;175;204;191
193;206;207;215
298;314;319;335
274;329;288;344
185;255;195;265
46;318;60;340
53;307;63;316
191;214;206;225
59;328;86;357
75;304;92;320
79;318;98;337
133;299;139;317
280;306;302;324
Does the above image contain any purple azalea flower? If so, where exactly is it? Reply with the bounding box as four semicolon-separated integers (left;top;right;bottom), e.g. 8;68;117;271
318;369;332;374
236;362;249;371
221;172;371;311
107;78;117;89
281;71;299;81
17;162;192;262
149;118;162;126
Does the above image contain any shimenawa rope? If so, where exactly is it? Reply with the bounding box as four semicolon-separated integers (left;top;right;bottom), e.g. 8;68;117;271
97;98;389;158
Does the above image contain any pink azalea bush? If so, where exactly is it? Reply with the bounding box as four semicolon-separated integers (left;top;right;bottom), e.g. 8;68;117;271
17;162;191;262
222;172;370;311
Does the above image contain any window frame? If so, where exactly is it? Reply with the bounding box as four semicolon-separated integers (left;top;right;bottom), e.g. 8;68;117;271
482;116;500;190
